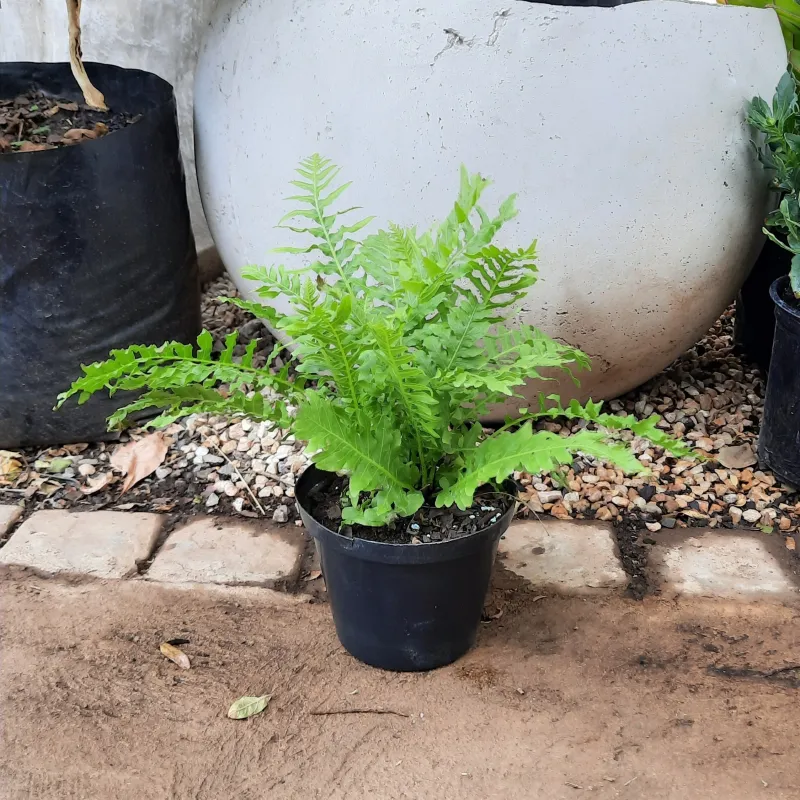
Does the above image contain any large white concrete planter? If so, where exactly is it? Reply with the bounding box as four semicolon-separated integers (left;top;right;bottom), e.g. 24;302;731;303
195;0;785;412
0;0;220;269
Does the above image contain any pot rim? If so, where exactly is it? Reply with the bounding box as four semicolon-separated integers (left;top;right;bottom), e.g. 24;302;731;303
295;465;517;561
770;275;800;322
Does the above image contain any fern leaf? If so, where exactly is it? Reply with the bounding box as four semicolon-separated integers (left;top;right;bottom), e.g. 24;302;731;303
436;425;646;510
294;393;422;517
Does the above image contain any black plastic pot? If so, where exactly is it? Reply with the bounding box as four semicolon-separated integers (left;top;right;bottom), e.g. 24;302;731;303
758;276;800;487
734;237;792;372
296;466;517;671
0;62;200;448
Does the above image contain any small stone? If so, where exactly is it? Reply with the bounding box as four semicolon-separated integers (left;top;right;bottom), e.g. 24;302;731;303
537;490;563;505
611;496;629;508
594;506;614;522
221;440;238;455
203;454;225;465
251;460;267;474
195;446;209;457
205;493;220;508
563;492;580;504
729;507;743;525
275;444;294;460
549;503;571;520
272;505;289;523
660;517;677;529
779;517;792;532
155;467;172;480
228;423;245;440
643;503;661;517
232;497;246;513
258;487;273;498
236;438;252;452
718;445;757;470
645;521;662;533
742;509;761;524
78;463;96;477
221;481;238;498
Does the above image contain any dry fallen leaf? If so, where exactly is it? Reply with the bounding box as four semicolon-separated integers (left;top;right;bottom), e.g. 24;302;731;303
17;142;53;152
58;101;80;112
111;433;169;494
62;127;97;141
0;450;23;485
717;445;757;470
304;570;322;582
81;472;114;495
227;694;271;720
159;642;191;670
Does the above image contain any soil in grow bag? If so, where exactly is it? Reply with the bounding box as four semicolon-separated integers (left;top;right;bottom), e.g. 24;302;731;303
0;91;141;154
308;473;515;544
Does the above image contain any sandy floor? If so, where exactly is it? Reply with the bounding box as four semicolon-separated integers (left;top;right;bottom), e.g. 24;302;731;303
1;566;799;800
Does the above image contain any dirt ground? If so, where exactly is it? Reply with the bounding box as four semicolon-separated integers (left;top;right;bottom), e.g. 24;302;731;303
1;566;799;800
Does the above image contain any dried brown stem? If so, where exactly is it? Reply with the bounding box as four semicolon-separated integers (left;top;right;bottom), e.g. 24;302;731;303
66;0;107;111
310;708;410;718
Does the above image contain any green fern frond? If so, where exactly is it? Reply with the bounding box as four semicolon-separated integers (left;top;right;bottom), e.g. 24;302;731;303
437;425;646;510
294;392;422;514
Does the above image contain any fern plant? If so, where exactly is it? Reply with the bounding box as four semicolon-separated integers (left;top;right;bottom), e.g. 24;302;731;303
59;156;690;526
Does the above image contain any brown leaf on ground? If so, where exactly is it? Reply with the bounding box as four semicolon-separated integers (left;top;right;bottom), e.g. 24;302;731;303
17;142;52;152
717;445;757;470
159;642;191;670
0;451;23;485
57;101;79;112
111;433;170;494
304;570;322;582
62;128;96;141
81;473;114;495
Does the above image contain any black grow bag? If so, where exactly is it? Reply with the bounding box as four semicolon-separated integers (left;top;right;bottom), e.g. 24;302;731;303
296;466;517;671
758;276;800;487
734;237;791;372
0;62;200;448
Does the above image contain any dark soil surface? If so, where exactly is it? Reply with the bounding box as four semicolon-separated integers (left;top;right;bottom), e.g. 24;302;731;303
0;91;140;153
307;472;514;544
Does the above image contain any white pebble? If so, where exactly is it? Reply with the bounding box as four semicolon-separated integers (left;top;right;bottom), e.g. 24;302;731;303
155;467;172;480
232;497;246;513
195;446;209;457
205;493;220;508
273;505;289;523
742;509;761;523
78;463;96;477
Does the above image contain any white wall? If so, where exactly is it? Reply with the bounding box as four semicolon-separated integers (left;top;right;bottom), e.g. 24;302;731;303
0;0;219;257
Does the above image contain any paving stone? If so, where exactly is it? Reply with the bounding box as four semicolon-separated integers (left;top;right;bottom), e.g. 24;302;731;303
146;517;303;587
651;532;797;601
0;510;162;579
498;519;627;593
0;505;23;537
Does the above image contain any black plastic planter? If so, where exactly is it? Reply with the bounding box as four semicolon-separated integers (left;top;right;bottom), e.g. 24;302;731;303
734;237;792;372
758;276;800;487
0;62;200;448
296;466;517;671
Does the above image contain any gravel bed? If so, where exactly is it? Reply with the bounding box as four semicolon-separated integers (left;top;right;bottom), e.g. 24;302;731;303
1;279;797;545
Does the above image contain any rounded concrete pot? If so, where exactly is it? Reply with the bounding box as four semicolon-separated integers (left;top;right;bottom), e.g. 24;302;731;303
0;0;221;275
195;0;785;414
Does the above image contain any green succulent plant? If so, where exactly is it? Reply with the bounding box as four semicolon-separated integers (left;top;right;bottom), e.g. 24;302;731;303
748;70;800;296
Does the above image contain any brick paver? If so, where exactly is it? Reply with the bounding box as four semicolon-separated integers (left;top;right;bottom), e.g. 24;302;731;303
498;519;627;593
651;532;797;601
146;517;304;587
0;510;163;579
0;505;23;537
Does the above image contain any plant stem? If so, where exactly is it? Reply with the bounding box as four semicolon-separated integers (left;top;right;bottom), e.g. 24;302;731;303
66;0;108;111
